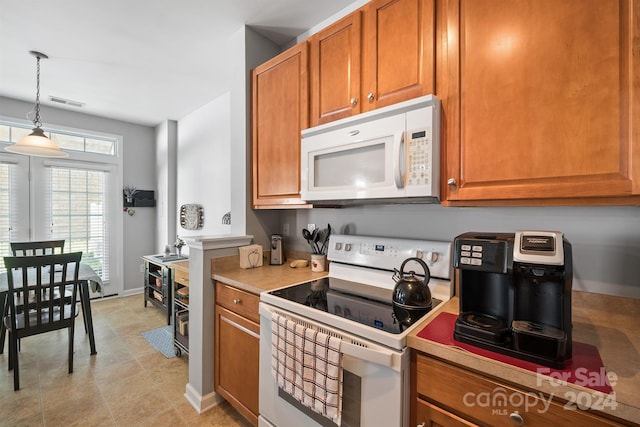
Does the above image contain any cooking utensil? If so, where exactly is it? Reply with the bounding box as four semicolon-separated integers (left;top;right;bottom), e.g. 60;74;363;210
302;228;319;253
311;228;320;253
320;223;331;254
392;257;432;330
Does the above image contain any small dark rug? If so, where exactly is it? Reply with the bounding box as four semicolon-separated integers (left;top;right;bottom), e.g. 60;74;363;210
141;325;175;358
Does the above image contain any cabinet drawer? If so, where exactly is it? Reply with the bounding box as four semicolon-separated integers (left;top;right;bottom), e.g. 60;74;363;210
415;354;621;427
172;263;190;286
215;282;260;323
416;397;478;427
173;271;189;286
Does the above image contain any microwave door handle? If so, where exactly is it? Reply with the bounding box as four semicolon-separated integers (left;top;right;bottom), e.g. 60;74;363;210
394;131;405;188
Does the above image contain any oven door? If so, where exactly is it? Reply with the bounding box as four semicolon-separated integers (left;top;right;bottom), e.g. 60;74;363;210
259;303;410;427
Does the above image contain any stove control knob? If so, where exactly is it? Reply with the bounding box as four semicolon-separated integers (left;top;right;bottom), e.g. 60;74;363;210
344;243;352;252
426;251;439;263
416;250;424;259
335;242;343;250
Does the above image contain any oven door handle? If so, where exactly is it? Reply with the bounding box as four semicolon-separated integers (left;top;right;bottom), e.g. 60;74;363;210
341;341;394;367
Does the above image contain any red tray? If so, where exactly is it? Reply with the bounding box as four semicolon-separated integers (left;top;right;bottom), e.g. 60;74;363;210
416;312;613;394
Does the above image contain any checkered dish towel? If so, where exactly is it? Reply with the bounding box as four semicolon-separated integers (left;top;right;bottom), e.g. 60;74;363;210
271;312;343;426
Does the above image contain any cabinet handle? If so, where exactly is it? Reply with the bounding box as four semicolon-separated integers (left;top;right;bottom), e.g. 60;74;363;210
509;411;524;425
350;97;358;107
233;298;241;304
367;92;375;103
447;178;457;188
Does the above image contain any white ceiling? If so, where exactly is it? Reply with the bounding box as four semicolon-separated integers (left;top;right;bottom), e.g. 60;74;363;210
0;0;358;127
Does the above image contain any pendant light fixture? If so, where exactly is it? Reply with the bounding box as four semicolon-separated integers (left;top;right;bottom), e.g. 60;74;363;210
5;51;68;158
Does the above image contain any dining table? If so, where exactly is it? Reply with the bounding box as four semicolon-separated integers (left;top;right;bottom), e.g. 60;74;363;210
0;263;102;355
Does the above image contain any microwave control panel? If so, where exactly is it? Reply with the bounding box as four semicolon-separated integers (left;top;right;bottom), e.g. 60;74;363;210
406;128;432;187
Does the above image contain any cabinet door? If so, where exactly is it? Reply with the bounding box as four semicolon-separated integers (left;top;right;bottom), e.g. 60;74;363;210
440;0;639;205
252;42;309;208
309;12;362;127
215;305;260;425
362;0;435;111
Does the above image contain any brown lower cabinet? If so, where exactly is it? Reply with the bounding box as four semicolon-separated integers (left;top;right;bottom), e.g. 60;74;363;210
412;352;627;427
214;282;260;426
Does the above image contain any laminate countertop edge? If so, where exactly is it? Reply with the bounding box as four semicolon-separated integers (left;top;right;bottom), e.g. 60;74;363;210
407;296;640;425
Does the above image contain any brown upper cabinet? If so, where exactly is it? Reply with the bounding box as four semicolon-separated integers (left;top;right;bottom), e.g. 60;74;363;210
309;12;362;127
439;0;640;205
252;42;310;209
310;0;436;127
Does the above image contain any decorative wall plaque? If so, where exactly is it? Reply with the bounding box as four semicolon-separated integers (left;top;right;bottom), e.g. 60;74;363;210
180;204;204;230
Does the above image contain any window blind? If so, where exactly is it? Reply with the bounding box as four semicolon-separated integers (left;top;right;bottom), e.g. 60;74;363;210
45;166;110;282
0;161;16;273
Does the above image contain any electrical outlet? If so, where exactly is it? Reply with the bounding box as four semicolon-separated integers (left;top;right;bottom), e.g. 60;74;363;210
307;223;316;232
282;223;290;237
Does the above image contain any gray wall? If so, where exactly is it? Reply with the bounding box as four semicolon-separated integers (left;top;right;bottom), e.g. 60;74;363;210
280;204;640;298
0;96;157;293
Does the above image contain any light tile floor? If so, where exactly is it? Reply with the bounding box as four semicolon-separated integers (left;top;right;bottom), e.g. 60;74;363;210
0;294;253;426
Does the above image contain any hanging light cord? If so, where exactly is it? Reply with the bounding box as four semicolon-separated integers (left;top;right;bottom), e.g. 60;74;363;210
4;50;68;158
32;54;43;128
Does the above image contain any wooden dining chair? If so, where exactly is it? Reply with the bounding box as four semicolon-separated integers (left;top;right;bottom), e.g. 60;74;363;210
3;252;83;390
2;240;68;354
10;240;65;256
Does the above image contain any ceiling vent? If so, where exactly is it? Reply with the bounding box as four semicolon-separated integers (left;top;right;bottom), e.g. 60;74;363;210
49;96;85;108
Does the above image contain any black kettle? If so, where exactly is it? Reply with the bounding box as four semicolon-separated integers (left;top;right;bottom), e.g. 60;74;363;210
392;257;432;329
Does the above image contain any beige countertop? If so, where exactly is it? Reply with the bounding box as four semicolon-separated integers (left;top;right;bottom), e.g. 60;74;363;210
211;256;328;295
407;292;640;424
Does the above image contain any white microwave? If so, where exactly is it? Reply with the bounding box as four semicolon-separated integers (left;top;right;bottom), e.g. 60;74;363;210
301;95;441;205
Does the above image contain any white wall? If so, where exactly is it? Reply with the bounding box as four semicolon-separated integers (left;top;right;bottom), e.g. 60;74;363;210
175;93;233;246
168;27;282;254
0;96;156;292
155;120;178;253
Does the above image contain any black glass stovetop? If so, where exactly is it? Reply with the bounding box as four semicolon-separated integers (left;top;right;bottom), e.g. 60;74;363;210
267;277;440;334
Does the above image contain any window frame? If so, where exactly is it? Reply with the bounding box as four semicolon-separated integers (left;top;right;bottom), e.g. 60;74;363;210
0;115;123;296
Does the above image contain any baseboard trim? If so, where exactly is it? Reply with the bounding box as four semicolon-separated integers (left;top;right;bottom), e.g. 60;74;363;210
122;287;144;297
184;383;224;414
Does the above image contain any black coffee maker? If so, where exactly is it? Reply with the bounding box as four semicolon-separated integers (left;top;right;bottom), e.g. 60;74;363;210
453;231;572;368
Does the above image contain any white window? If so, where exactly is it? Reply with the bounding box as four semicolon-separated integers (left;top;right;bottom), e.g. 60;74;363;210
0;120;122;297
47;166;110;282
0;153;29;273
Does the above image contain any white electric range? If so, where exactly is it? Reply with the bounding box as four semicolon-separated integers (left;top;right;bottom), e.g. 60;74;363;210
259;234;453;427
